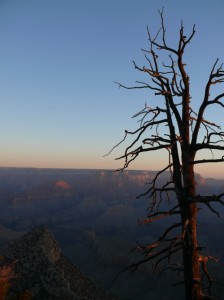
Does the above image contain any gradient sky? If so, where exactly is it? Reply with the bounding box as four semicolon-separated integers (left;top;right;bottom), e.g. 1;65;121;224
0;0;224;178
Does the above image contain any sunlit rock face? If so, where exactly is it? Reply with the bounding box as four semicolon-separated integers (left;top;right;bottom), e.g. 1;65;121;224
54;180;72;189
1;226;115;300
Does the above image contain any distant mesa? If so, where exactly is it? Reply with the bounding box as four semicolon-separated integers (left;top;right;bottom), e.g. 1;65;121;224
54;180;72;189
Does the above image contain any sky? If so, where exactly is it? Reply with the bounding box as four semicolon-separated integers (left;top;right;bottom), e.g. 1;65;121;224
0;0;224;178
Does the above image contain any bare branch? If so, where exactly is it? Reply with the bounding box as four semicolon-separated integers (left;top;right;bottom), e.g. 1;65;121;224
192;59;224;146
114;80;159;91
110;8;224;298
139;205;180;225
189;193;224;204
192;157;224;164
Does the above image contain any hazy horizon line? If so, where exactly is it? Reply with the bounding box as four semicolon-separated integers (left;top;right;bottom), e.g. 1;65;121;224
0;165;224;180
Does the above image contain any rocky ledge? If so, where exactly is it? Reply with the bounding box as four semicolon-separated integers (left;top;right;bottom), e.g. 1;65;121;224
0;226;116;300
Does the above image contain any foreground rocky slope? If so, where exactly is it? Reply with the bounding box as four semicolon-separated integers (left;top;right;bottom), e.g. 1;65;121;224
0;226;115;299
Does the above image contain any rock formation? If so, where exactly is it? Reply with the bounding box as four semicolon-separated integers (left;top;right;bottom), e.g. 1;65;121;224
0;226;115;300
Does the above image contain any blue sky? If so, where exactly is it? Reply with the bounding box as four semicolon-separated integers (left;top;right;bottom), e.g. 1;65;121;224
0;0;224;178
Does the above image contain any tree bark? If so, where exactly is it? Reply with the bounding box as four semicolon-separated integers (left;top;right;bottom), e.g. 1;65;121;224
182;204;202;300
181;157;203;300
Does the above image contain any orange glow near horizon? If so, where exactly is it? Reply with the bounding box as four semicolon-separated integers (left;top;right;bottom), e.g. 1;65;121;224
0;145;223;179
0;158;223;179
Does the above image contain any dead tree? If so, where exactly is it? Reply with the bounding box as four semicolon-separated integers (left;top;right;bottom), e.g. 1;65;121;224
107;9;224;300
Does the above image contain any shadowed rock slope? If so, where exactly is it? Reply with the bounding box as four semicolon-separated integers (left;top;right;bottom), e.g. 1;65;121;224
0;226;116;300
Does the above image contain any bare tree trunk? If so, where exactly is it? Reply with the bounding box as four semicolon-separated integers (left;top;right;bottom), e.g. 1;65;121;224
182;204;202;300
111;9;224;299
181;159;203;300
